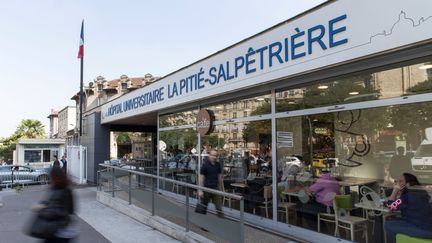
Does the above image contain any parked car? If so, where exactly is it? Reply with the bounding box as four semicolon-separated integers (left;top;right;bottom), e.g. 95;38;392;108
0;165;50;186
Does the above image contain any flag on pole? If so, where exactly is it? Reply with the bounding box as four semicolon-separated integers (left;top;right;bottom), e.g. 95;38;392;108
77;20;84;59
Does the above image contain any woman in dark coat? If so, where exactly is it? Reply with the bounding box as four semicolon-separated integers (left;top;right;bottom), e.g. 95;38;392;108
32;167;76;243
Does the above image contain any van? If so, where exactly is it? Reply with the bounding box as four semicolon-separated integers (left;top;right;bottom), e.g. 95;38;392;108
411;128;432;172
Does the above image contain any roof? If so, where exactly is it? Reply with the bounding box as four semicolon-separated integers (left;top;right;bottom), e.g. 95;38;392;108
17;138;65;145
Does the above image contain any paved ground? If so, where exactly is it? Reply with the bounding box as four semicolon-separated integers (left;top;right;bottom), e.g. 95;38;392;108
0;185;180;243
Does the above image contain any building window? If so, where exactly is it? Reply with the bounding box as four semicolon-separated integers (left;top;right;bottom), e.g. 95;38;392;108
232;112;237;119
121;82;128;91
243;111;248;117
243;100;248;108
97;84;103;92
24;150;41;163
233;102;238;110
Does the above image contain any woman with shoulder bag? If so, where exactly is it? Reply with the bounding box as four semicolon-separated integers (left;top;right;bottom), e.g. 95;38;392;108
29;167;77;243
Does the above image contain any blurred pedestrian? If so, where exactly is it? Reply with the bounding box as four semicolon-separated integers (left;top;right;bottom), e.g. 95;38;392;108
29;167;78;242
198;149;224;217
51;155;63;169
61;156;68;174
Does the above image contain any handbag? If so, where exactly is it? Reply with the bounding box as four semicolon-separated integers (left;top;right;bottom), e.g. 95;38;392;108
195;202;207;214
26;212;61;239
26;205;70;239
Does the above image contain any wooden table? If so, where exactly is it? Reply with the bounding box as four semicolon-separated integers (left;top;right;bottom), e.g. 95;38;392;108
230;183;248;188
338;177;378;194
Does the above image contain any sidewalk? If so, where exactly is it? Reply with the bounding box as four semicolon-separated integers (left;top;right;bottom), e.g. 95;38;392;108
0;185;180;243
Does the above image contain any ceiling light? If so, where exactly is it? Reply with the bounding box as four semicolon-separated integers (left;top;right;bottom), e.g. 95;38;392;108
318;85;328;90
256;97;265;101
419;64;432;70
215;106;223;109
349;91;359;95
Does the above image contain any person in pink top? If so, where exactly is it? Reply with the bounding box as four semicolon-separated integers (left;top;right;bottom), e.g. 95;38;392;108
309;173;340;207
296;171;340;231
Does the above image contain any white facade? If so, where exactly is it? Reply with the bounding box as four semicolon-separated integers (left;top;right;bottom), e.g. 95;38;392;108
15;138;65;168
58;106;77;139
102;0;432;124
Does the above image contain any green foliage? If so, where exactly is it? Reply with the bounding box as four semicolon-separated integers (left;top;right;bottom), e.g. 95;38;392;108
15;119;45;139
0;119;45;161
116;133;131;144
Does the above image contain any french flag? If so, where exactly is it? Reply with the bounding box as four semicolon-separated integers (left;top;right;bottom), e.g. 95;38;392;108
77;20;84;59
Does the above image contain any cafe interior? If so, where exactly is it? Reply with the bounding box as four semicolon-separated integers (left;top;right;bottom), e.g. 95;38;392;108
157;59;432;242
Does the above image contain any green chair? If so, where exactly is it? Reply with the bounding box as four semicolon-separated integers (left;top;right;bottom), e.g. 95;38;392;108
396;234;432;243
334;194;369;243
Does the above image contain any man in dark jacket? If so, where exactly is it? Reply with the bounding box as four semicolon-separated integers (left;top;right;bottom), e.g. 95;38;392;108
198;149;224;217
61;156;68;174
52;155;61;169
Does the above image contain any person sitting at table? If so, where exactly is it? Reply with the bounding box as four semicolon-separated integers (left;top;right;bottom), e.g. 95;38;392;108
384;173;432;243
297;170;340;230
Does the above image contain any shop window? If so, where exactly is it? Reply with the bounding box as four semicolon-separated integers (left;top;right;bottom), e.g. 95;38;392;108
204;93;271;121
159;110;198;128
276;60;432;113
158;128;198;194
204;120;272;219
275;101;432;238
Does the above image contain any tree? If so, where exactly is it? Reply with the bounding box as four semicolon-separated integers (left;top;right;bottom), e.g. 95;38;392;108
0;119;46;161
15;119;45;139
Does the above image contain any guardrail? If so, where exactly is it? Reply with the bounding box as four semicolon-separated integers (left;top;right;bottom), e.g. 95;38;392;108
0;170;50;188
98;163;245;243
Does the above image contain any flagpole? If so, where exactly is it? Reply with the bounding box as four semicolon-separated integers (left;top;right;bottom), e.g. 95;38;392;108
79;20;84;137
79;56;84;137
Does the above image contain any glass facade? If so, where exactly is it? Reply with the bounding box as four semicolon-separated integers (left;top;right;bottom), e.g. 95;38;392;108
158;59;432;242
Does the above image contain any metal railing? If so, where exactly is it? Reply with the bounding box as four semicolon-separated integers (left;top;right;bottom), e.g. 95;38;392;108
98;163;245;243
1;170;50;189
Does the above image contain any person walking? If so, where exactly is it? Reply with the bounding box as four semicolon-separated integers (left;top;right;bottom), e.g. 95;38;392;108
51;155;63;169
198;149;224;217
61;156;68;174
29;167;78;242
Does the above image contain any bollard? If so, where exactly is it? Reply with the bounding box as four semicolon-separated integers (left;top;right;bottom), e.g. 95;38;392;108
128;172;132;205
185;187;190;232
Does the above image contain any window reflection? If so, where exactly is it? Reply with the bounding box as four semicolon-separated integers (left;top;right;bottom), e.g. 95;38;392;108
276;61;432;112
205;94;271;121
159;128;198;195
276;101;432;242
203;120;273;219
159;110;198;128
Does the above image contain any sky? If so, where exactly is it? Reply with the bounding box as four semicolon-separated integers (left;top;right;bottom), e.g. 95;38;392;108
0;0;326;138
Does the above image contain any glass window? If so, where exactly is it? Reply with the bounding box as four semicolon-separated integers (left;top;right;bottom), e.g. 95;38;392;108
204;94;271;121
24;150;41;163
202;119;273;219
159;128;198;195
159;110;198;128
43;150;51;162
276;60;432;113
275;101;432;240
